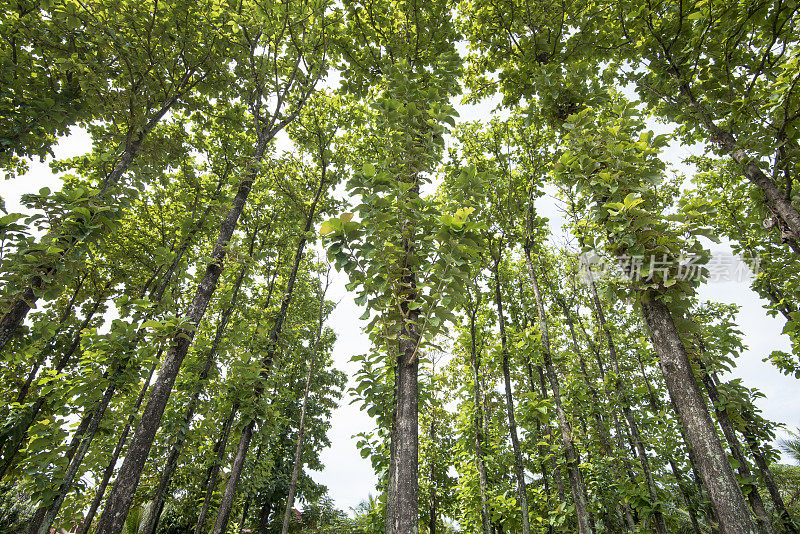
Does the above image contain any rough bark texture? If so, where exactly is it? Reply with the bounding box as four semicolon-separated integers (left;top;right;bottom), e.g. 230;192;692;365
79;357;159;534
95;171;256;534
640;294;757;534
492;252;531;534
140;247;253;534
524;248;592;534
695;358;775;534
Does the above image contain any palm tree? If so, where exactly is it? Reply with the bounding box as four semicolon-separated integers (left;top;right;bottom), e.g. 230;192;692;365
780;428;800;465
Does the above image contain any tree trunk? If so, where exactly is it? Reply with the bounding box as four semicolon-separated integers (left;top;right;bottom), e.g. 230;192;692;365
211;162;330;534
633;348;703;534
583;268;668;534
468;296;493;534
280;278;328;534
95;164;259;534
524;247;592;534
492;250;531;534
79;356;159;534
692;357;775;534
640;294;757;534
193;403;239;534
140;239;256;534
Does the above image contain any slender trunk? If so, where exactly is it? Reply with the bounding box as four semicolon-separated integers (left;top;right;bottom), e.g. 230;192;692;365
95;164;258;534
280;281;327;534
386;371;398;534
0;99;176;353
79;356;159;534
492;251;531;534
141;241;255;534
192;403;238;534
640;294;757;534
213;165;329;534
523;247;592;534
584;268;667;534
468;298;493;534
31;356;132;534
0;286;107;476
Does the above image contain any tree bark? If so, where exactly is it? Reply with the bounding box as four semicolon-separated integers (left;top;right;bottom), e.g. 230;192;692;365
140;237;256;534
492;250;531;534
78;356;159;534
468;295;493;534
95;164;258;534
583;267;668;534
640;294;757;534
211;157;330;534
524;246;592;534
693;356;775;534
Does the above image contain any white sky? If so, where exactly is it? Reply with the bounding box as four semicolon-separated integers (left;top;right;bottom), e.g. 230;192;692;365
2;96;798;514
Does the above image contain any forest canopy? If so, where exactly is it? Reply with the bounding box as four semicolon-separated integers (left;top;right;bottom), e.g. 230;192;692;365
1;0;800;533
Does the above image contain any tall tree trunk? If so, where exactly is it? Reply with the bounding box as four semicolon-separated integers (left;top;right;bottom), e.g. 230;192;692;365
640;294;757;534
737;407;799;533
583;268;668;534
78;356;159;534
192;403;238;534
693;356;775;534
280;276;328;534
633;348;703;534
212;163;330;534
523;246;592;534
468;295;493;534
492;249;531;534
140;234;257;534
95;162;260;534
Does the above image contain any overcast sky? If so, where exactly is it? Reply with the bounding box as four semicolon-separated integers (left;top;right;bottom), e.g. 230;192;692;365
3;97;798;515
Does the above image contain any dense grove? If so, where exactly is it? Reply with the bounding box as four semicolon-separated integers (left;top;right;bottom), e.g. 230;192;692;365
1;0;800;532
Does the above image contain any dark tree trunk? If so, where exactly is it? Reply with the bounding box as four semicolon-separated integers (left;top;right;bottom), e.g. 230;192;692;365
193;403;239;534
640;294;757;534
95;167;258;534
492;250;531;534
468;295;493;534
524;247;592;534
79;356;159;534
